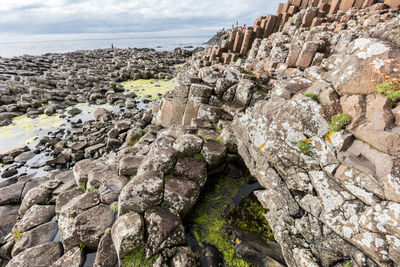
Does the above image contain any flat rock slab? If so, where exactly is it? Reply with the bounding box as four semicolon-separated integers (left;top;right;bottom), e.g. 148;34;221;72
12;221;58;257
17;204;55;232
7;242;63;267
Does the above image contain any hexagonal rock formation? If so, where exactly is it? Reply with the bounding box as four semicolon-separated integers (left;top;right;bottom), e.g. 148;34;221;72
164;177;200;217
111;212;144;261
144;207;186;258
118;171;164;214
173;158;208;187
58;203;114;249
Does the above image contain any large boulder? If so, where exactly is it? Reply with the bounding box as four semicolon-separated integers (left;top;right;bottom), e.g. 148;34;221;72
173;134;203;156
144;208;186;258
58;204;114;249
164;177;200;217
118;171;164;215
111;213;144;261
137;147;177;175
87;167;129;204
233;94;397;265
173;158;207;187
94;230;118;267
16;204;55;232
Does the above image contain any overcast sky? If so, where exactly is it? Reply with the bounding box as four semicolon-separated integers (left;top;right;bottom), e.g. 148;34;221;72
0;0;281;41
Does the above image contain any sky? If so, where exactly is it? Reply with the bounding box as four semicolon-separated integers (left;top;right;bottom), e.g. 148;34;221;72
0;0;281;42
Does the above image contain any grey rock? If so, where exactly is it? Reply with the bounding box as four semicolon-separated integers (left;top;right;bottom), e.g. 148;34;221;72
12;221;58;257
111;213;144;261
6;242;62;267
17;204;55;232
145;208;185;258
50;247;84;267
94;230;118;267
118;171;163;214
164;178;200;217
173;158;207;187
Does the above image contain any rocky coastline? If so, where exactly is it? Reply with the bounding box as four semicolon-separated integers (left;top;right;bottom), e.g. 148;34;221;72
1;0;400;266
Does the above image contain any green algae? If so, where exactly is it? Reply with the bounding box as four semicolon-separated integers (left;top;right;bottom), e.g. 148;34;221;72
0;103;117;154
190;176;253;267
229;196;274;241
0;114;64;153
121;79;175;99
123;245;158;267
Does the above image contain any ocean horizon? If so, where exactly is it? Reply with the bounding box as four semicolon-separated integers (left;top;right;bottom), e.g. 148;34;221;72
0;35;210;58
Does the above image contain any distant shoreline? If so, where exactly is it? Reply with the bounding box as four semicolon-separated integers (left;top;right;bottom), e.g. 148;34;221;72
0;35;209;58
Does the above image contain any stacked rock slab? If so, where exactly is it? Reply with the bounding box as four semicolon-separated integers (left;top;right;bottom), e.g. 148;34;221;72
206;0;399;65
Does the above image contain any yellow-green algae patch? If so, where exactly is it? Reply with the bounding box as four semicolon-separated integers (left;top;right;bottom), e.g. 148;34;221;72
0;103;118;154
121;79;175;99
190;176;253;267
0;114;64;154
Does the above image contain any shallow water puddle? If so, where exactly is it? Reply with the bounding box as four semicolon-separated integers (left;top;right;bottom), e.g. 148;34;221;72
0;103;118;154
121;78;175;98
188;172;266;267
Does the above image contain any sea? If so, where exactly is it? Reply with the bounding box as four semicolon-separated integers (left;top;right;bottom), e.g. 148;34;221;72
0;35;209;58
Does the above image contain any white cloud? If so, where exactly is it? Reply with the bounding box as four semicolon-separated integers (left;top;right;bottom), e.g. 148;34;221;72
0;0;280;38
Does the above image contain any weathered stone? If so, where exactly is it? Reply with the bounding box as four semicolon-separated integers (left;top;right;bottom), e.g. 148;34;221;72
0;182;24;205
201;140;227;168
145;208;186;258
174;158;208;187
137;147;177;174
94;230;118;267
55;188;83;214
12;221;58;257
328;38;400;95
0;205;19;239
58;204;114;249
173;134;203;156
59;191;100;217
234;78;255;107
295;41;319;68
118;171;163;214
6;242;62;267
164;178;200;217
170;247;197;267
87;167;129;204
14;151;35;163
50;247;84;267
118;155;143;176
17;204;55;232
197;104;222;123
19;187;51;215
111;213;144;260
73;158;101;187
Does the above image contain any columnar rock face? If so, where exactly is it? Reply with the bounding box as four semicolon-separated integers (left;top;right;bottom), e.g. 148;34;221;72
205;0;397;65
